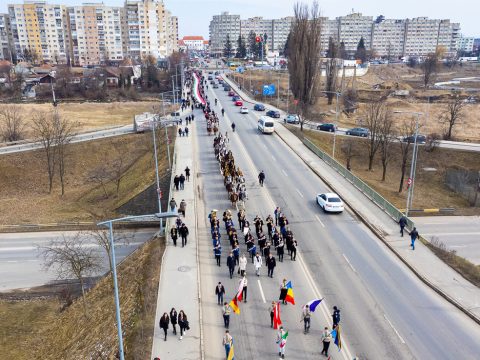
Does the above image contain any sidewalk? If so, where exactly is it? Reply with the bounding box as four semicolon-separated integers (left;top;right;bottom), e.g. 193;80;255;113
223;74;480;323
151;108;202;359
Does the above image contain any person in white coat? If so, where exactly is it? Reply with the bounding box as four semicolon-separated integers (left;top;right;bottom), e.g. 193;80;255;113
253;252;263;276
239;254;247;277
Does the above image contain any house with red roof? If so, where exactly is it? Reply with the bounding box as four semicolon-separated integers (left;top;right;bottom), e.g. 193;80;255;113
179;36;208;51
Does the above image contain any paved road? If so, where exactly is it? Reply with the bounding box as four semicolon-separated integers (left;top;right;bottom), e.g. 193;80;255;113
414;216;480;265
0;228;155;291
194;83;480;359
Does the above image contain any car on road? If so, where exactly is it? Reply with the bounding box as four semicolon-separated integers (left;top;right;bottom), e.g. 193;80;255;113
254;104;265;111
235;100;243;106
210;80;215;84
170;111;180;117
207;75;213;80
316;193;344;213
403;134;427;144
258;116;275;134
213;84;219;88
240;107;249;114
317;123;337;132
232;95;241;101
266;110;281;118
346;127;369;137
284;114;300;124
228;90;235;96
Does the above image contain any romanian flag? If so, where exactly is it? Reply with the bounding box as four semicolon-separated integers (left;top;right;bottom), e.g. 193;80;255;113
273;301;282;329
331;325;342;351
285;281;295;305
229;294;240;314
227;341;235;360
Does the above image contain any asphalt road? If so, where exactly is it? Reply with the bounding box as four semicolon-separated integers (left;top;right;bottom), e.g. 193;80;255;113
414;216;480;265
194;83;480;359
0;228;155;291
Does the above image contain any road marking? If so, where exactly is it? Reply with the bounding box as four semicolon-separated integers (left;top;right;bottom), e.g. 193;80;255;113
281;169;288;177
257;279;267;303
271;155;276;161
27;259;39;262
450;245;467;248
295;188;304;198
6;260;18;263
342;254;356;273
263;144;268;149
384;314;406;344
315;215;326;228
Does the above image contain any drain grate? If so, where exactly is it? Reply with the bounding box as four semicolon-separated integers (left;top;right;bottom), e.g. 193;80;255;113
178;266;191;272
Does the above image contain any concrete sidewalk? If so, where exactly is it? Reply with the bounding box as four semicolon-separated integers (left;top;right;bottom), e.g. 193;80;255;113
151;107;202;359
223;74;480;323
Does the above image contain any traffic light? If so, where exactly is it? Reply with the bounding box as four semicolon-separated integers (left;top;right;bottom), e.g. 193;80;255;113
255;36;261;43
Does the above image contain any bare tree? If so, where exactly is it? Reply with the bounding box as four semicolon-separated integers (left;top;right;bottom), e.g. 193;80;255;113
90;227;132;276
398;117;417;193
111;146;132;196
40;232;101;314
363;98;389;171
341;138;357;171
55;114;77;196
378;108;395;181
422;53;438;88
343;89;358;115
440;95;465;140
287;1;322;131
88;164;112;198
0;105;25;142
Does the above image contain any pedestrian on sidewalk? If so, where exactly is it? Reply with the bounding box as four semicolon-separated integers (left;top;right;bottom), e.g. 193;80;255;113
301;305;311;334
332;306;341;326
170;227;178;247
159;312;170;341
223;330;233;359
179;174;186;190
222;302;231;329
178;127;183;137
179;223;189;247
178;310;188;339
214;241;222;266
175;216;182;229
169;198;177;212
410;227;419;250
269;301;276;327
321;326;332;356
227;251;236;278
179;199;187;217
185;127;189;137
173;175;180;191
216;282;225;305
266;253;276;278
276;326;287;359
239;254;247;277
185;166;191;181
399;215;408;237
253;252;263;276
170;308;178;335
240;275;248;302
290;239;297;261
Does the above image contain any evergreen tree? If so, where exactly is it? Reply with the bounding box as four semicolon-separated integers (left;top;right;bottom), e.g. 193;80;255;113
283;31;292;57
326;37;337;58
236;35;247;58
248;31;257;58
355;37;367;63
224;34;233;59
339;41;347;59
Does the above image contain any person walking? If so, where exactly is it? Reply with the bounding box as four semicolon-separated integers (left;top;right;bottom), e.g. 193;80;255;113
276;238;284;262
290;239;297;261
266;253;276;278
185;166;191;181
276;326;287;359
253;252;262;276
274;207;281;226
214;241;222;266
216;282;226;305
301;305;311;334
332;306;341;327
159;312;170;341
179;199;187;217
258;170;265;186
222;302;231;329
173;175;180;191
240;275;248;302
227;251;236;279
170;226;178;247
179;223;189;247
223;330;233;360
169;197;177;212
184;127;189;137
178;310;188;340
279;279;288;305
233;243;240;267
410;227;419;250
399;215;408;237
269;301;276;328
321;326;332;356
239;254;247;277
179;174;186;190
170;308;178;335
178;127;183;137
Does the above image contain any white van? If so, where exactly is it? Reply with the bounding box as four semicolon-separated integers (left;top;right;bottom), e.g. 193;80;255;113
258;116;275;134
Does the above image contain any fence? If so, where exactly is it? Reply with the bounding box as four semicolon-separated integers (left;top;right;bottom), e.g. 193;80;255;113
303;138;415;230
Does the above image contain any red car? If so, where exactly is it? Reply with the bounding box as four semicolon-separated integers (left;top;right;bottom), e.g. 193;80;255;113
228;91;235;96
235;100;243;106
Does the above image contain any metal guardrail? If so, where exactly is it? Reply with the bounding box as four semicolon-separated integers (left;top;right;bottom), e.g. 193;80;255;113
303;138;415;230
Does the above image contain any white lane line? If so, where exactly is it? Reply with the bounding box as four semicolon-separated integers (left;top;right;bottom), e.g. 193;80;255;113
27;259;39;262
257;279;267;303
281;169;288;177
315;215;326;228
295;188;304;198
271;155;276;161
342;254;357;273
6;260;18;263
384;314;406;344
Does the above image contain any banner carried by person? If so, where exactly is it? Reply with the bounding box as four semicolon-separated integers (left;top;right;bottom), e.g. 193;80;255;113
306;298;323;312
285;281;295;305
273;301;282;329
229;294;240;314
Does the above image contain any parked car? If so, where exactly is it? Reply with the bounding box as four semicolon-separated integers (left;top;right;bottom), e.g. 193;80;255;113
346;127;369;137
240;106;249;114
235;100;243;106
254;104;265;111
403;134;427;144
316;193;344;213
316;123;337;132
266;110;281;118
284;114;300;124
228;90;235;96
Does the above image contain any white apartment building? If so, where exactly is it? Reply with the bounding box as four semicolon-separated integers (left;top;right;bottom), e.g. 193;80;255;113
0;14;12;61
8;1;69;63
271;17;293;52
209;12;241;56
337;13;373;52
241;16;273;49
457;36;475;53
371;19;406;57
165;11;178;54
66;3;124;66
320;18;339;50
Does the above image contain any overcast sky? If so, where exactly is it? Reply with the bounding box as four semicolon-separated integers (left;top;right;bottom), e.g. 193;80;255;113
1;0;478;38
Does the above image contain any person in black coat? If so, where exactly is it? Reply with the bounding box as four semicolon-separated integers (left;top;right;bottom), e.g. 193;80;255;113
173;175;180;191
266;253;276;278
179;224;189;247
170;227;178;247
159;312;170;341
184;166;191;181
178;310;188;339
226;252;236;279
170;308;178;335
399;216;408;237
332;306;341;326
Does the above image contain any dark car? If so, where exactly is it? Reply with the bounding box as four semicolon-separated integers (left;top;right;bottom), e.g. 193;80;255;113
317;123;337;132
346;127;369;137
223;86;230;91
232;95;241;101
207;75;213;80
210;80;215;84
213;84;219;88
266;110;281;118
403;134;427;144
254;104;265;111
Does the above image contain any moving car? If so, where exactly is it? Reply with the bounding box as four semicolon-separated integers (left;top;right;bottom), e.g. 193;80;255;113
240;107;249;114
213;84;219;88
210;80;215;84
232;95;241;101
235;100;243;106
228;90;235;96
316;193;344;213
258;116;275;134
403;134;427;144
266;110;281;118
254;104;265;111
346;127;369;137
284;114;300;124
207;75;213;80
316;123;337;132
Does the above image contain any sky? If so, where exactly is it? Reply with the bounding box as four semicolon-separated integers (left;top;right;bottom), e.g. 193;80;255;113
1;0;478;38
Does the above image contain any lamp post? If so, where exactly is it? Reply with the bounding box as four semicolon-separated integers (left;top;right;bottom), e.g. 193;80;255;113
394;110;423;217
319;90;341;159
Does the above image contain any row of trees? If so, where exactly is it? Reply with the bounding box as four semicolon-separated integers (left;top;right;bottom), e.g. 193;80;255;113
223;31;267;59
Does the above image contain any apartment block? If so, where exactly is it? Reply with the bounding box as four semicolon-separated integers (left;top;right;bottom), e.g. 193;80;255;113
457;36;475;53
0;14;12;61
371;19;406;57
337;13;373;52
209;12;241;56
165;11;178;54
271;17;293;52
240;16;273;49
320;17;339;49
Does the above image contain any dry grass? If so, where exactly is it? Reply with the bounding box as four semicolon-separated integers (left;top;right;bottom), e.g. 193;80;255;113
0;129;174;224
0;236;165;359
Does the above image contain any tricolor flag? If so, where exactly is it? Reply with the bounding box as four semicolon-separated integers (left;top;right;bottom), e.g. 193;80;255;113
285;281;295;305
306;298;323;312
273;301;282;329
229;294;240;314
236;279;245;302
331;325;342;351
280;330;289;348
227;341;235;360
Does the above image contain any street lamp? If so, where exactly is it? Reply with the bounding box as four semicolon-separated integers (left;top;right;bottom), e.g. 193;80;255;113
394;110;423;217
319;90;341;159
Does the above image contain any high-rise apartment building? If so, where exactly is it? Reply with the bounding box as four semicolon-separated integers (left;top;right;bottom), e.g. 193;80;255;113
165;10;178;54
457;36;475;53
240;16;273;49
0;14;12;61
371;19;406;57
337;13;373;52
320;18;339;49
209;12;241;56
271;17;293;52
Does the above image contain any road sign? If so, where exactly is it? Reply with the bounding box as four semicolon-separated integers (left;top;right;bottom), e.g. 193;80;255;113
157;189;163;199
407;177;413;188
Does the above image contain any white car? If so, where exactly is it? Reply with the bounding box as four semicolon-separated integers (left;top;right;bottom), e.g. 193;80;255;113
240;107;249;114
316;193;344;213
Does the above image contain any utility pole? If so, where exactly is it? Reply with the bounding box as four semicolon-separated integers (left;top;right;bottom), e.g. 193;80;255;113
277;77;280;108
